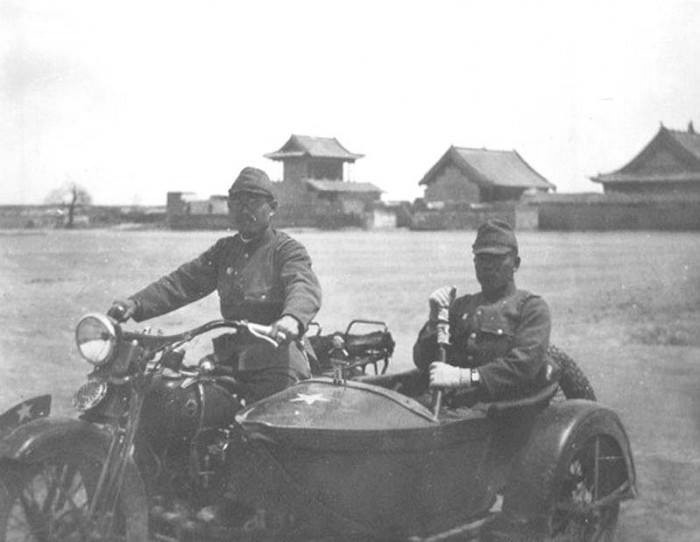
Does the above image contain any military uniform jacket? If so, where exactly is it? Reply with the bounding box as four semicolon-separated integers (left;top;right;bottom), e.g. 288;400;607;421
413;285;551;401
130;227;322;374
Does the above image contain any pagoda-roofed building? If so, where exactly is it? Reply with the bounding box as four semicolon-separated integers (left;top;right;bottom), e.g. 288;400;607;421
419;145;555;205
591;122;700;197
265;134;384;227
265;134;364;182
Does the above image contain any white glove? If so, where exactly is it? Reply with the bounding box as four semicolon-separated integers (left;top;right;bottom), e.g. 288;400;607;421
428;286;456;323
270;315;301;343
429;362;469;389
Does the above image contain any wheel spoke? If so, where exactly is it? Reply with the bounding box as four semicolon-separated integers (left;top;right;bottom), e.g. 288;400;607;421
550;435;625;541
19;490;49;542
593;436;600;503
3;459;96;542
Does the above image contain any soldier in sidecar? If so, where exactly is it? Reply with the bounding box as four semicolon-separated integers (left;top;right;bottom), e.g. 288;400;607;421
415;220;555;406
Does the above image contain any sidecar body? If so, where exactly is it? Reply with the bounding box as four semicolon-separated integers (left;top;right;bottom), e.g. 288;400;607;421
238;378;493;538
235;374;636;540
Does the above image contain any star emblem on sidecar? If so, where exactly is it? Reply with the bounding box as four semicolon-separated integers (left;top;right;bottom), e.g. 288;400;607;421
290;393;330;405
16;403;32;423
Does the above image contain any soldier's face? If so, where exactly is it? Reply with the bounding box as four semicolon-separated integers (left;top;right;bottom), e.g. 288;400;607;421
227;193;277;236
473;251;520;293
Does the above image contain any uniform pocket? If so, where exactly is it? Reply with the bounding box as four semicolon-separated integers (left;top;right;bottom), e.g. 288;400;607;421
476;305;515;338
243;287;274;303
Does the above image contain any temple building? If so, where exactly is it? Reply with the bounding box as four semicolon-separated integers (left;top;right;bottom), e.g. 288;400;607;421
418;146;554;205
591;122;700;197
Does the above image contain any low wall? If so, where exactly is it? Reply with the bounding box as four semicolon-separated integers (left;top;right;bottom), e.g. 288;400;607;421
410;204;538;231
168;214;231;230
168;207;365;230
538;199;700;230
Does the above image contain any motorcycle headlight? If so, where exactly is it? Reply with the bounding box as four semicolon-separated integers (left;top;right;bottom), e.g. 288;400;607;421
75;313;118;366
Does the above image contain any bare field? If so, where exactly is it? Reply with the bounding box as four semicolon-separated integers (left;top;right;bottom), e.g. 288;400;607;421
1;229;699;541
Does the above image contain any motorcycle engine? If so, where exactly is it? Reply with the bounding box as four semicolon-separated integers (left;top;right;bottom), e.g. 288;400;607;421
139;371;242;448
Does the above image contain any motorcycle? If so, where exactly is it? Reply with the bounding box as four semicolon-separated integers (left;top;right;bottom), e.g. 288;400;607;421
0;313;635;541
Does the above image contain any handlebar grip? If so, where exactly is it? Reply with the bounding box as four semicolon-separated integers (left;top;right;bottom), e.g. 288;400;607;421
246;322;281;347
107;303;129;322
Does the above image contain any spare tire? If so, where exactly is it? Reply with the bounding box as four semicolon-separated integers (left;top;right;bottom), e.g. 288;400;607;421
548;345;596;401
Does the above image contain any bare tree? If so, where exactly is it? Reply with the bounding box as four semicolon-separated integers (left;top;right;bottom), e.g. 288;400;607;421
44;182;92;228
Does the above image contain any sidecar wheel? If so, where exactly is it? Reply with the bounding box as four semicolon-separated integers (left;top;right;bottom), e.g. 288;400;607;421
546;434;621;541
495;406;629;542
0;440;141;541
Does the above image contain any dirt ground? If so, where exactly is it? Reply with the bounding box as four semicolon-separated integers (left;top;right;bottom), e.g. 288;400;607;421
1;228;699;541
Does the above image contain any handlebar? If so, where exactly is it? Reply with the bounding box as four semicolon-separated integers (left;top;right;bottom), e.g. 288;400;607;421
120;319;279;352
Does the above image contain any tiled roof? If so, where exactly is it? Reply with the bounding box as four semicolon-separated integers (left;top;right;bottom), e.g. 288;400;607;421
667;129;700;161
265;135;364;161
305;179;382;193
592;125;700;184
419;146;554;190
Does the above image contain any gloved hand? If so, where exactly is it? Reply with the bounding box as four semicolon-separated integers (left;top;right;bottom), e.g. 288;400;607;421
429;362;469;389
107;298;138;322
428;286;456;323
270;315;301;344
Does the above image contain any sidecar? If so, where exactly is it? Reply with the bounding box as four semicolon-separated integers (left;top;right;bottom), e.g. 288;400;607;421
234;372;636;541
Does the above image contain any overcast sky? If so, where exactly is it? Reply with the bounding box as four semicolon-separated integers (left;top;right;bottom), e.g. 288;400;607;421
1;0;699;205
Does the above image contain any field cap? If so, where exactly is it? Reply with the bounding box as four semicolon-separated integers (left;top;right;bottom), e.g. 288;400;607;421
472;219;518;255
229;167;275;199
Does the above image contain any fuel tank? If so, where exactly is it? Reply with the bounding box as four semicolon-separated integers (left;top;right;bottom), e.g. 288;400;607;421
140;371;241;445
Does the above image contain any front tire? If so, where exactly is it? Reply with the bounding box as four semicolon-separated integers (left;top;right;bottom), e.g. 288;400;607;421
0;439;145;541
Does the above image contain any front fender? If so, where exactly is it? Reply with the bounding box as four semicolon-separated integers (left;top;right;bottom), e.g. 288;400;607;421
0;415;150;541
503;399;636;521
0;416;110;462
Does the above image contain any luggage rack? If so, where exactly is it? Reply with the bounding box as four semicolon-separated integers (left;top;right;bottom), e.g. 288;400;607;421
306;319;395;378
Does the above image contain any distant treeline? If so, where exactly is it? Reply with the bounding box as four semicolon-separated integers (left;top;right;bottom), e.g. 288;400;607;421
0;205;166;229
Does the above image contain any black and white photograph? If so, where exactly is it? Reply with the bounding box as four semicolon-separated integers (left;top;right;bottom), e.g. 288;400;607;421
1;1;699;540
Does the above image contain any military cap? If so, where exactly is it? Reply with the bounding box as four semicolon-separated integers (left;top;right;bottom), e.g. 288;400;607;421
472;219;518;255
228;167;275;199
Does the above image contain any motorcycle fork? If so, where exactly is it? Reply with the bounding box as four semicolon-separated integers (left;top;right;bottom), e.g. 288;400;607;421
89;375;148;535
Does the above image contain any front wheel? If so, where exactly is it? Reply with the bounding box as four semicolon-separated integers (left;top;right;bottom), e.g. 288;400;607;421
0;439;146;541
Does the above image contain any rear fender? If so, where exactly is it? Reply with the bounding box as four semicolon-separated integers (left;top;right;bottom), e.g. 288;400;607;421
503;399;636;524
0;416;110;462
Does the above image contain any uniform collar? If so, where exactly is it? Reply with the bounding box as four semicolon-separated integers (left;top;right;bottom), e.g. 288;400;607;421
479;281;517;303
236;226;274;249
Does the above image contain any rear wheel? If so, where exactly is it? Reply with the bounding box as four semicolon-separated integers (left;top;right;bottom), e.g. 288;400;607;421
0;440;143;542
